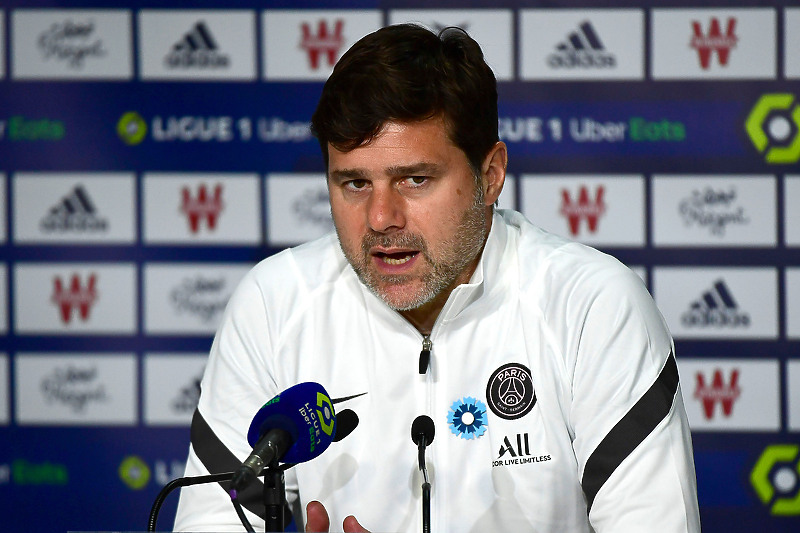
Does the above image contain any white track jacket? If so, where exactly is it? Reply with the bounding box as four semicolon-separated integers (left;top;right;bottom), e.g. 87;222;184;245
174;209;701;532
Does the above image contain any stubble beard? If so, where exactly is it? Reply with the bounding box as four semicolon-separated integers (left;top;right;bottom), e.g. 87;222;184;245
338;192;488;312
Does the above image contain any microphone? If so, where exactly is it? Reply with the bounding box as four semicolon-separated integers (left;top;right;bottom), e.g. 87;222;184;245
411;415;434;533
231;382;338;492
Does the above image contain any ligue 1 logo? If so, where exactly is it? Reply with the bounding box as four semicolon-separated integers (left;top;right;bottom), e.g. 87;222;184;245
745;94;800;164
486;363;537;420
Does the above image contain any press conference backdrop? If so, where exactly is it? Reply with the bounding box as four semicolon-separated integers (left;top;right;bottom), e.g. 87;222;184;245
0;0;798;531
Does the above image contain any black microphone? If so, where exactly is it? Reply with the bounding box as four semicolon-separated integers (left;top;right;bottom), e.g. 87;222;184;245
411;415;435;533
231;382;339;492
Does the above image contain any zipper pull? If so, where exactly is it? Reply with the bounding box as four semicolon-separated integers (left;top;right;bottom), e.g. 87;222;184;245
419;335;432;374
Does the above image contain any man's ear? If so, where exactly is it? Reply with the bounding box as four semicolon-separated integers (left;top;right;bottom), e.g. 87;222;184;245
481;142;507;206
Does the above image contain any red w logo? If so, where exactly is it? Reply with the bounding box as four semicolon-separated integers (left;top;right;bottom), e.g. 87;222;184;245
181;184;224;233
560;186;606;235
694;369;741;419
690;18;738;70
51;274;98;323
300;19;345;69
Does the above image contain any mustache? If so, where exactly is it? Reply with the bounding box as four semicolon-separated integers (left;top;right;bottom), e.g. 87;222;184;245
361;231;429;255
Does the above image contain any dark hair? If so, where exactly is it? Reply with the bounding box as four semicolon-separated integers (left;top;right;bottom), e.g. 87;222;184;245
311;24;498;174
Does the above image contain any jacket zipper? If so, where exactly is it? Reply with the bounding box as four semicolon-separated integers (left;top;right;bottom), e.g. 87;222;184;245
419;334;432;374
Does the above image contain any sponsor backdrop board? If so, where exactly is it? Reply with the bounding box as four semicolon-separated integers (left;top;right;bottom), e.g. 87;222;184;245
0;1;798;532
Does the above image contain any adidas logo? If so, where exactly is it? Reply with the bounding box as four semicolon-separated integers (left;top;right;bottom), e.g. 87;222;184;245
165;21;230;69
40;185;108;233
681;279;751;328
547;21;616;69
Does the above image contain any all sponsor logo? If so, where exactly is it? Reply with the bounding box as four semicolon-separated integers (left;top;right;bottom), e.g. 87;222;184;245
520;175;645;247
144;354;206;425
690;17;737;70
492;433;552;468
560;185;606;236
262;10;381;80
13;173;136;244
181;183;224;234
12;10;132;79
651;9;775;79
15;354;137;425
300;19;344;70
0;115;65;141
751;444;800;515
51;273;98;324
170;275;228;323
694;368;740;419
138;11;255;80
143;173;260;244
486;363;536;420
678;187;748;237
653;267;778;339
266;174;332;246
40;185;108;234
519;9;643;80
652;175;776;247
547;21;615;69
681;279;750;329
745;94;800;164
119;455;188;490
388;10;513;80
678;359;779;431
143;264;249;335
37;18;106;70
14;263;137;334
164;21;229;70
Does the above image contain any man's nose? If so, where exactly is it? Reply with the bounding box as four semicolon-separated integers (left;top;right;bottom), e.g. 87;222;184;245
367;185;405;233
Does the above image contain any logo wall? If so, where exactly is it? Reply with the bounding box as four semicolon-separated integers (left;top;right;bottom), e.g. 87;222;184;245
519;9;644;80
138;11;255;80
262;10;381;80
677;359;780;431
520;175;644;247
653;267;778;339
651;9;776;79
11;10;132;79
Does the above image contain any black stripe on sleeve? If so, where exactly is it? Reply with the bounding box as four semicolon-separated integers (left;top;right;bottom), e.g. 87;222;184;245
191;408;275;522
581;352;680;512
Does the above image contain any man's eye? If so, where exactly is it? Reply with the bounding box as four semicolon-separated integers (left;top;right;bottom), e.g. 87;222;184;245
346;179;368;190
407;176;427;186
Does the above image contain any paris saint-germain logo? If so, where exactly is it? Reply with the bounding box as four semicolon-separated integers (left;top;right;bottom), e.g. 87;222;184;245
486;363;537;420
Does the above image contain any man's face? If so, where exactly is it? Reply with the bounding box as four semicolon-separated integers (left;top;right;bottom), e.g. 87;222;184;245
327;117;496;317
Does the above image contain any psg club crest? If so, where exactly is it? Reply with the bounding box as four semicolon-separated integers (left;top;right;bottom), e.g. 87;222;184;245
486;363;537;420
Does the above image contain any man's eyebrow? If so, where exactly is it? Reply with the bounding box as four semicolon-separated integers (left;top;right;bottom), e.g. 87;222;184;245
385;162;442;176
329;168;367;182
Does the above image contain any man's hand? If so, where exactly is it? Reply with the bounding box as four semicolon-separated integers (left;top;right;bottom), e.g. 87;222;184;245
305;500;369;533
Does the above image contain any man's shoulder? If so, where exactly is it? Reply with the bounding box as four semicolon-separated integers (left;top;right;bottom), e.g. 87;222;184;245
247;232;350;294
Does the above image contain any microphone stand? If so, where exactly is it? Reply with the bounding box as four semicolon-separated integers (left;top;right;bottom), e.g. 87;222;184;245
148;463;296;532
417;438;432;533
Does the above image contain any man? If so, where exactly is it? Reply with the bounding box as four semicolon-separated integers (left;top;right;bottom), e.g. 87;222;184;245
175;24;700;532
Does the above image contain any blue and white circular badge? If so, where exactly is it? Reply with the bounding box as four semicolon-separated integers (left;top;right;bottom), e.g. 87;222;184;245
448;397;488;440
